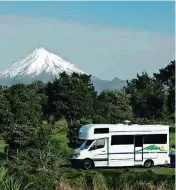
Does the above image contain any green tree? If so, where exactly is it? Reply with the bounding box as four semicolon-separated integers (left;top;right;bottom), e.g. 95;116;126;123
46;72;96;125
0;83;48;151
154;60;175;114
2;84;44;126
94;90;132;124
0;93;13;134
28;81;48;120
125;72;166;119
154;60;175;89
2;122;53;153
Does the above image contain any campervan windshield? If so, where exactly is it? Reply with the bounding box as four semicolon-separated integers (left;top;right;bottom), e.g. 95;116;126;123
80;140;94;150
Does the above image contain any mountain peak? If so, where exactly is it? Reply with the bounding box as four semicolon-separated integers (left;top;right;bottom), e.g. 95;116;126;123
33;47;48;54
30;46;54;58
0;47;86;79
0;47;126;92
111;77;122;82
37;47;45;51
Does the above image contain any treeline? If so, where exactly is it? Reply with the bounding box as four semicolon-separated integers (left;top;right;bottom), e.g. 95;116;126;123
0;60;175;149
0;60;175;190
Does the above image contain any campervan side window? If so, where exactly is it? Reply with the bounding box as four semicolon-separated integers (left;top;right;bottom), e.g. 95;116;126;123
96;139;105;149
111;135;134;145
89;138;105;151
94;128;109;134
144;134;167;144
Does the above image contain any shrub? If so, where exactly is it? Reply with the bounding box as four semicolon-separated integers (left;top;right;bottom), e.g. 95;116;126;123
5;140;73;190
52;118;68;134
2;122;53;153
0;166;32;190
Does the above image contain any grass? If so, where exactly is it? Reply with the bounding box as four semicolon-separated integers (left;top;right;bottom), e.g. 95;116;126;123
169;132;175;146
147;167;175;175
0;139;5;153
118;167;175;175
65;167;175;190
96;164;175;178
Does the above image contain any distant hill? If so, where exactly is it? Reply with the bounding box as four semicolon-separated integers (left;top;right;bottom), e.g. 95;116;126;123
92;76;127;93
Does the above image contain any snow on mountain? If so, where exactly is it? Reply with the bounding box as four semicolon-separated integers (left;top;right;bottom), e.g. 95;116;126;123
0;47;87;79
0;47;126;92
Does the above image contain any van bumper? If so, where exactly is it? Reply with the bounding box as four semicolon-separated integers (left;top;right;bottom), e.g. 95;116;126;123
70;159;84;168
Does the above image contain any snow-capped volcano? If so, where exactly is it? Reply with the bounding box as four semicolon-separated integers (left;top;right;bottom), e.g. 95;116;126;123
0;47;86;79
0;47;126;92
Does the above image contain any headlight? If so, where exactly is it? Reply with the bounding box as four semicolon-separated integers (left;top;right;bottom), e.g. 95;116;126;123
74;152;80;157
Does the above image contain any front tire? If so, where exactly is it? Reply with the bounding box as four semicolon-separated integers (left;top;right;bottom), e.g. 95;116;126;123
83;159;94;170
144;160;154;168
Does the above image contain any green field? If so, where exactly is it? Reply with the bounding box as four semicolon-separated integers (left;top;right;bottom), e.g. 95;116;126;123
99;166;175;175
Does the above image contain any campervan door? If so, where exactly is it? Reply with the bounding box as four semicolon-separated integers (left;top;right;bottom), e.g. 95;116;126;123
88;137;109;167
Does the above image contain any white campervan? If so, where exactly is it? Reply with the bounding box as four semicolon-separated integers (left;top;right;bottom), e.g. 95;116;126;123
70;122;170;170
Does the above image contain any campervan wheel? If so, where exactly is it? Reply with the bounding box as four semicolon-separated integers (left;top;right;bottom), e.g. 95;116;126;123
144;160;154;168
83;159;94;170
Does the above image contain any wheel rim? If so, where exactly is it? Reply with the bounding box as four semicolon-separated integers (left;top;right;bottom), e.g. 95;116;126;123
145;161;151;167
84;161;91;169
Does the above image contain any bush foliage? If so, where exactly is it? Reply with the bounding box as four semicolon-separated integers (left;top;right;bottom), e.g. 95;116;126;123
0;60;175;189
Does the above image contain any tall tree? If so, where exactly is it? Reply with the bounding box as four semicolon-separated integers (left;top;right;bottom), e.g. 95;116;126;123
0;92;13;134
154;60;175;89
154;60;175;114
125;72;166;119
4;84;44;126
46;72;96;125
94;90;132;124
0;83;47;151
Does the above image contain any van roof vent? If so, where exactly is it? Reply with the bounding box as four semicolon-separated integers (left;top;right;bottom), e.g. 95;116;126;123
123;120;131;125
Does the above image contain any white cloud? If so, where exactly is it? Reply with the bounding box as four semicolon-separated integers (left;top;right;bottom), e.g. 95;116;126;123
0;15;174;80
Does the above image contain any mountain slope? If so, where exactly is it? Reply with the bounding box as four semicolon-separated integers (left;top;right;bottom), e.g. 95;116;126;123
0;47;86;80
0;47;126;92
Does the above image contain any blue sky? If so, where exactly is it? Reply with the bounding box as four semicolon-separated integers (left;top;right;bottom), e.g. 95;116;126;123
0;1;174;34
0;1;175;80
